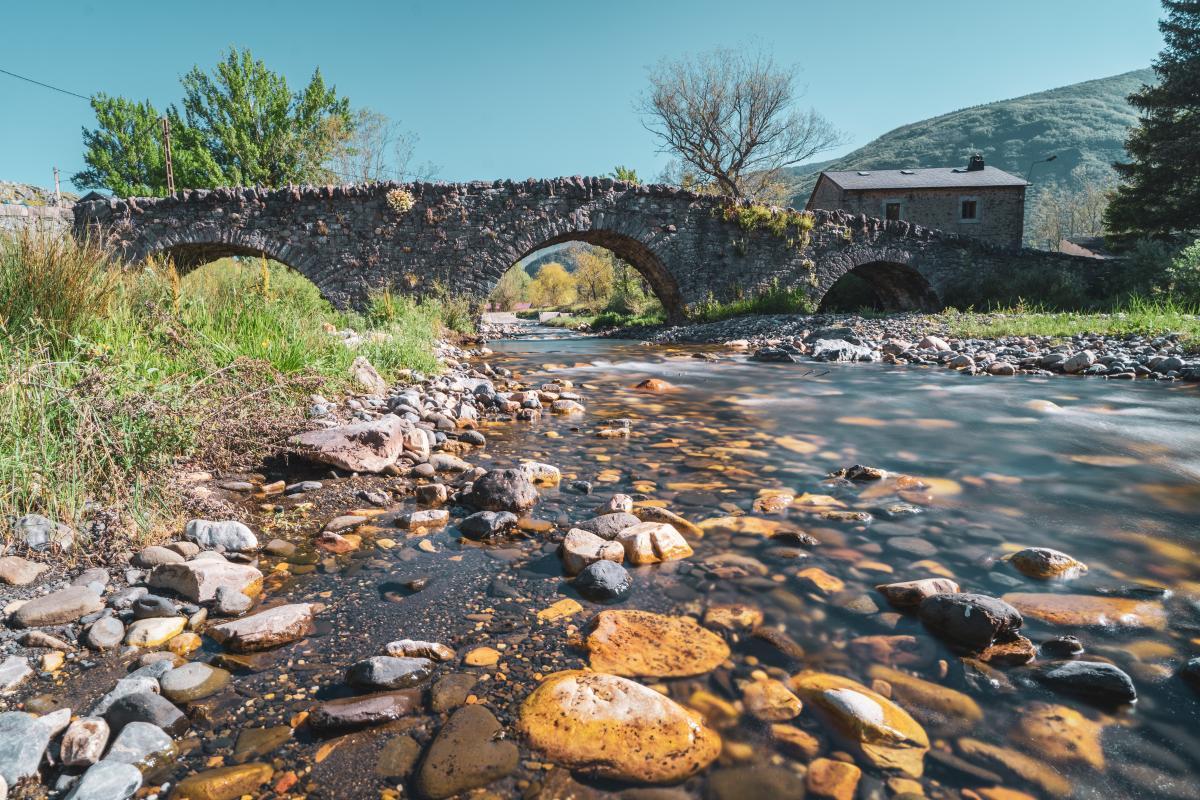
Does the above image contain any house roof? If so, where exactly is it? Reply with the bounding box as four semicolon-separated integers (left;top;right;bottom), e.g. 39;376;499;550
818;165;1028;191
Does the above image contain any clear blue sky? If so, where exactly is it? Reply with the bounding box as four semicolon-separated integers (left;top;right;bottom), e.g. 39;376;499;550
0;0;1164;192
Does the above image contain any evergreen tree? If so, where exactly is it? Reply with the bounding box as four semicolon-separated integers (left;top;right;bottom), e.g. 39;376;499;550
1106;1;1200;239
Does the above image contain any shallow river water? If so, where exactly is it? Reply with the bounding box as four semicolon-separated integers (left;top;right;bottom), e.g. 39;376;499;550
33;331;1200;800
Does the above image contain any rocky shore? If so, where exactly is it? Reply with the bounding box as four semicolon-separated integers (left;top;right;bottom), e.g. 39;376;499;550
2;332;1198;800
623;312;1200;381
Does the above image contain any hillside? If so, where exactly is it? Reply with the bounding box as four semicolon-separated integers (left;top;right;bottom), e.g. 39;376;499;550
787;68;1153;206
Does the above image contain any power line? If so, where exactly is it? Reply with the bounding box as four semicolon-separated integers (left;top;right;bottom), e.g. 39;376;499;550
0;67;90;101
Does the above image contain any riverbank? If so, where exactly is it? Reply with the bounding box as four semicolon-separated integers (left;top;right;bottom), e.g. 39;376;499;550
3;329;1200;799
607;307;1200;381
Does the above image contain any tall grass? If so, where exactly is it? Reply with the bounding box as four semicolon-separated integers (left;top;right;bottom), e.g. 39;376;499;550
942;296;1200;349
691;281;817;323
0;232;456;550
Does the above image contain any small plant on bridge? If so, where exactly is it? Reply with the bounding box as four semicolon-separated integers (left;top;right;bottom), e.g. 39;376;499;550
386;188;416;214
723;204;815;248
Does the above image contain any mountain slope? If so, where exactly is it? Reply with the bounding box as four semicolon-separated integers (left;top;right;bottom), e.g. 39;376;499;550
787;68;1153;206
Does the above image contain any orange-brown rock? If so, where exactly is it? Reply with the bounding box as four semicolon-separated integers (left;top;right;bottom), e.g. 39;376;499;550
703;603;763;632
771;725;822;761
586;610;729;678
848;635;936;667
634;378;677;392
1008;547;1087;579
1001;593;1166;630
518;670;720;784
791;671;929;777
797;566;845;595
806;758;863;800
876;578;961;610
742;678;803;721
1010;702;1105;770
955;738;1070;797
866;665;982;736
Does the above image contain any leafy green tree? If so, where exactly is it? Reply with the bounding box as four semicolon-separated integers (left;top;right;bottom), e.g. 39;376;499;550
1166;238;1200;301
1106;1;1200;239
180;48;351;187
610;165;641;185
73;96;222;196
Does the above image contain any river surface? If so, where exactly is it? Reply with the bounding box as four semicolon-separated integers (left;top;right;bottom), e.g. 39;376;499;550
43;330;1200;798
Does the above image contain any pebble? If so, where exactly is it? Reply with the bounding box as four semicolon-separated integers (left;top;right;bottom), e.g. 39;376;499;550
561;528;625;574
213;585;252;616
346;656;434;690
1009;547;1088;579
103;691;188;736
573;560;632;601
742;678;803;721
806;758;863;800
616;521;693;564
415;704;518;799
60;718;109;767
132;546;184;568
575;512;641;539
385;639;455;661
458;510;519;540
90;676;161;716
104;720;175;766
62;760;141;800
160;661;231;702
207;603;315;652
431;673;477;713
86;617;126;650
461;468;540;513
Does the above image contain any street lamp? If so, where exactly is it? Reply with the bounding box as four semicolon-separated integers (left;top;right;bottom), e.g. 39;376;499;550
1025;154;1058;182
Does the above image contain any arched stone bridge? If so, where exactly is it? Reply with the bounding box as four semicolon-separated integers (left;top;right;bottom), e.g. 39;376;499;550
73;177;1106;323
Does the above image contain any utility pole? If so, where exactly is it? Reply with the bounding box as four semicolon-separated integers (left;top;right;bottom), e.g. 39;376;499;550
160;116;176;194
52;167;61;206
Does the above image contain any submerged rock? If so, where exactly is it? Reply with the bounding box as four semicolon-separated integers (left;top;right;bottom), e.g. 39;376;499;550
585;610;729;678
1001;592;1166;630
1008;547;1087;579
518;670;721;784
308;689;422;732
866;665;982;735
458;510;519;540
615;521;693;564
1011;702;1105;770
170;763;274;800
791;671;929;777
1035;660;1137;705
415;704;519;799
160;661;231;703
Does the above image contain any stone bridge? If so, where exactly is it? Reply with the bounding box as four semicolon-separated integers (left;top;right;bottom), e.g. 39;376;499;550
73;177;1108;322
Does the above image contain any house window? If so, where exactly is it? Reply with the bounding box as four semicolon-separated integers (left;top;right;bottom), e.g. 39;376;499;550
883;200;902;221
960;197;980;222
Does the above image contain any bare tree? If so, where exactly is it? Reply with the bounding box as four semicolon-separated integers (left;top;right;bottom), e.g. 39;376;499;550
639;48;843;203
328;108;438;183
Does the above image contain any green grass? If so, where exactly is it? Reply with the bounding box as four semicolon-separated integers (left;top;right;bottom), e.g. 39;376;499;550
1;232;458;551
544;309;666;331
691;282;817;322
941;297;1200;349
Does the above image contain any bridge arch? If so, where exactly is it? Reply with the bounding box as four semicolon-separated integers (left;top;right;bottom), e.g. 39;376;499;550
816;251;942;313
491;221;687;323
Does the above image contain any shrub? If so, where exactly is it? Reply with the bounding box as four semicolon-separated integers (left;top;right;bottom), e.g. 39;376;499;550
691;279;815;321
1166;239;1200;304
386;187;415;214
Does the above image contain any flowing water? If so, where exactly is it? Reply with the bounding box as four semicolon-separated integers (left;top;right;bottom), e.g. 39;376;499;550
33;330;1200;798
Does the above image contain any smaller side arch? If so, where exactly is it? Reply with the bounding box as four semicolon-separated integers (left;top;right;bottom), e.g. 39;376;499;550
817;257;942;312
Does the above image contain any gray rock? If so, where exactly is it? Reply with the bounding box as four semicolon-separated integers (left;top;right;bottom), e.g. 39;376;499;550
90;677;161;716
159;662;230;703
1063;350;1096;374
0;555;48;586
0;711;52;786
71;568;110;593
132;546;184;568
213;585;252;616
11;586;103;627
289;414;410;473
35;707;72;737
415;704;518;799
104;691;188;736
107;587;149;610
346;656;434;691
461;469;539;513
60;717;109;767
63;760;141;800
14;513;75;552
132;594;178;620
86;617;126;650
1036;660;1137;705
810;338;873;362
574;560;632;601
0;657;32;694
103;720;176;766
575;512;640;540
458;510;519;540
184;519;258;552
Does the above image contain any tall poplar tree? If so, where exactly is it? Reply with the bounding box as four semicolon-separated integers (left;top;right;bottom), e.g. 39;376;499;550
1106;1;1200;239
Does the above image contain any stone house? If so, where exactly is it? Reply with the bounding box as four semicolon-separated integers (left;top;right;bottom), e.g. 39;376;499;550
806;155;1028;248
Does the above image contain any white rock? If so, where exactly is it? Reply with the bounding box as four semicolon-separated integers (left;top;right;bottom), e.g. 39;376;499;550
61;718;109;767
0;657;32;694
520;460;562;486
561;529;625;575
147;560;262;603
1063;350;1096;374
616;522;694;565
184;519;258;552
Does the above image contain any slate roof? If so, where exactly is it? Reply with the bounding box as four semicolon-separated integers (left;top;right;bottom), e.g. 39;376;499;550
819;166;1028;191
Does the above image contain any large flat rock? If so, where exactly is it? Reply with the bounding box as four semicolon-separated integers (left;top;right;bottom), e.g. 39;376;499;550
207;603;315;652
289;414;409;473
11;586;103;627
148;560;263;604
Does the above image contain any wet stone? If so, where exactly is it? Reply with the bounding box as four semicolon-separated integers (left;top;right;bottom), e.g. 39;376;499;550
575;512;641;540
233;725;291;763
806;758;863;800
105;720;176;767
886;536;938;557
104;691;188;736
574;559;632;601
519;670;721;784
63;760;141;800
170;763;274;800
125;616;186;647
1035;660;1137;705
1041;635;1085;658
308;688;423;732
1009;547;1088;579
461;468;539;513
346;656;434;690
706;766;805;800
458;510;519;540
132;594;178;620
213;585;252;616
1002;592;1166;630
431;673;478;713
742;678;803;721
415;704;519;799
385;639;455;661
375;734;420;778
90;677;161;717
148;560;263;604
918;592;1023;651
876;578;960;610
160;661;231;703
1012;702;1105;770
586;610;730;678
207;603;315;652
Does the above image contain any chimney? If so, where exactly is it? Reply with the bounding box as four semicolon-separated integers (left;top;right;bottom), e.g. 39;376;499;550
966;154;985;172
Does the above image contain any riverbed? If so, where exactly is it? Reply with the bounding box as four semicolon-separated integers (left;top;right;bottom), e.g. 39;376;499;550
8;330;1200;799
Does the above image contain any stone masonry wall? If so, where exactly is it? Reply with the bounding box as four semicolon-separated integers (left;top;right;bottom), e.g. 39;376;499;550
74;178;1107;319
1;204;74;237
